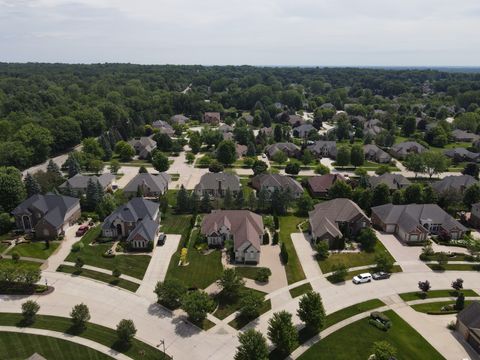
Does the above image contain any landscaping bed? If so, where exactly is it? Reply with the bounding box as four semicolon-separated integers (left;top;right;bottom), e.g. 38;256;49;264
411;300;474;314
399;289;479;302
427;263;480;271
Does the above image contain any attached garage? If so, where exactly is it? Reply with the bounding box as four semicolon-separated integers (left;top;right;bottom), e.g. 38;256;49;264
385;224;396;233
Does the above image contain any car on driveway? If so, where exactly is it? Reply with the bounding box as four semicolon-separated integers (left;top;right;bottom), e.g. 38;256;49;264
157;233;166;246
373;272;391;280
76;225;89;237
352;273;372;284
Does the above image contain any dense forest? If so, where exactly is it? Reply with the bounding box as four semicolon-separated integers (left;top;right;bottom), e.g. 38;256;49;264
1;63;480;170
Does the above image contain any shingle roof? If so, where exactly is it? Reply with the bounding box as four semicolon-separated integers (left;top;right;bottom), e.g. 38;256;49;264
201;210;264;251
170;114;189;124
126;217;159;243
452;129;480;142
309;198;369;239
307;174;346;193
364;144;391;162
432;175;477;193
11;193;80;230
391;141;426;156
251;174;303;194
124;173;170;194
102;197;159;230
444;148;480;161
368;173;411;190
195;172;241;192
265;142;300;157
457;301;480;329
307;141;337;157
59;173;115;190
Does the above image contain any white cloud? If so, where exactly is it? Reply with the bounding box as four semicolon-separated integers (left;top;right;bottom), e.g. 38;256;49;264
0;0;479;65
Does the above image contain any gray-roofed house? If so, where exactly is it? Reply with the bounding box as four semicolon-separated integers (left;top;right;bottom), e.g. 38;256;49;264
456;301;480;354
203;112;221;125
259;127;273;137
251;174;304;199
170;114;189;125
307;174;346;198
364;144;392;163
288;114;305;127
470;202;480;228
236;144;248;158
363;119;384;137
368;173;411;191
128;136;157;159
152;120;175;136
201;210;264;264
371;203;467;242
194;172;241;198
452;129;480;142
124;173;170;198
432;175;477;194
307;140;337;159
11;193;81;239
444;148;480;163
293;124;317;138
390;141;426;159
218;124;234;133
308;198;370;248
264;142;300;159
101;197;160;249
59;173;115;195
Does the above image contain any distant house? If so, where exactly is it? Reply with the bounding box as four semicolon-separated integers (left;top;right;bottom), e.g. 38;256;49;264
470;202;480;228
363;120;384;137
371;203;467;242
289;114;305;127
307;140;337;159
259;127;273;137
123;173;170;198
251;174;304;199
264;142;300;159
170;114;189;125
152;120;175;136
444;148;480;163
218;124;234;133
59;173;115;195
308;198;370;247
203;112;221;125
456;301;480;355
307;174;346;197
293;124;316;138
320;103;335;110
452;129;480;143
390;141;426;159
201;210;264;264
432;175;477;194
223;132;234;141
194;172;241;198
368;173;411;191
235;144;248;158
128;136;157;159
101;197;159;249
242;114;254;124
11;193;81;239
364;144;391;163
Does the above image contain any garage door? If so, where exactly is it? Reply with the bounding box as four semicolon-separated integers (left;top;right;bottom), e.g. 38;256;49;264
385;224;396;233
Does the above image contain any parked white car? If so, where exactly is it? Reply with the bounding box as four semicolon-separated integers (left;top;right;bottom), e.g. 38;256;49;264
352;273;372;284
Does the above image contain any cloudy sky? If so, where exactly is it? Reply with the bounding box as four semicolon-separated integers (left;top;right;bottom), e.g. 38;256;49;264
1;0;479;66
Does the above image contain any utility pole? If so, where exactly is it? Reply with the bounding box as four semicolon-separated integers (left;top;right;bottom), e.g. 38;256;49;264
157;339;166;358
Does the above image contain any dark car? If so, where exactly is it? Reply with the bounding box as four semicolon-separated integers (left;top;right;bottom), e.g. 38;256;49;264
76;225;89;237
157;233;166;246
372;272;391;280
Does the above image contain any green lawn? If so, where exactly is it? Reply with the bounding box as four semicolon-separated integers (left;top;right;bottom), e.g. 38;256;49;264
298;310;445;360
327;265;402;284
289;282;313;298
213;288;267;320
399;289;479;302
65;226;151;280
228;299;272;330
239;177;254;198
160;214;192;241
427;263;480;271
319;241;395;273
0;241;9;253
0;332;112;360
0;258;42;269
324;299;385;329
164;224;223;289
57;265;140;292
7;241;60;260
411;300;474;314
0;313;168;360
279;216;307;284
234;266;261;280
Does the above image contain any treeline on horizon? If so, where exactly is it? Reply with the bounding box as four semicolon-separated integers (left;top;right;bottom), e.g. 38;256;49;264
1;63;480;170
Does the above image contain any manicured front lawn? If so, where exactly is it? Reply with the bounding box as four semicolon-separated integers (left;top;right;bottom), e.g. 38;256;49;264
324;299;385;329
0;313;168;360
0;258;42;269
0;332;111;360
7;241;60;260
160;214;192;242
298;310;445;360
318;241;395;273
234;266;261;280
65;226;151;280
289;282;313;298
399;289;479;301
57;265;140;292
427;263;480;271
411;300;474;314
279;216;306;284
213;288;267;320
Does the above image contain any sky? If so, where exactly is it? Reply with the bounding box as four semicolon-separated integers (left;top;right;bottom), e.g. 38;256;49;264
0;0;479;66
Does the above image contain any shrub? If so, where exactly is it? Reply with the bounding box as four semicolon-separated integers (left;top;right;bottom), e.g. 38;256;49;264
71;242;84;252
112;269;121;278
116;319;137;344
272;232;279;245
255;268;272;283
262;233;269;245
280;242;288;264
21;300;40;324
11;251;20;263
330;263;348;283
315;241;329;260
74;257;84;269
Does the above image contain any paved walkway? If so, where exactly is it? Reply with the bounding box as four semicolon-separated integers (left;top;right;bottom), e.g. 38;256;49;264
0;325;133;360
135;234;181;301
42;223;84;272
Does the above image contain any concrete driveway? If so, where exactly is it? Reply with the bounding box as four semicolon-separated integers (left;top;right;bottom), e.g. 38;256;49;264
290;233;323;279
375;230;431;272
136;234;181;301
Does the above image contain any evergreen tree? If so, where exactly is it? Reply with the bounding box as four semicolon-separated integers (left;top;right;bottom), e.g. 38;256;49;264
63;182;74;197
85;179;102;211
200;192;211;213
24;173;41;197
66;154;81;178
224;188;233;209
235;189;245;209
190;192;200;214
248;192;257;210
257;188;269;211
176;185;190;213
267;311;298;357
246;142;256;157
47;160;62;178
234;329;269;360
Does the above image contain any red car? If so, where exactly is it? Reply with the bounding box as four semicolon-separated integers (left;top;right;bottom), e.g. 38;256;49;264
76;225;89;237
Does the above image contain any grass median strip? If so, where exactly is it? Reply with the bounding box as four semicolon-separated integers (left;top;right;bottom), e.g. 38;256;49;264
57;265;140;292
289;283;313;298
411;300;474;314
228;299;272;330
279;216;306;284
399;289;479;302
0;313;169;360
427;263;480;271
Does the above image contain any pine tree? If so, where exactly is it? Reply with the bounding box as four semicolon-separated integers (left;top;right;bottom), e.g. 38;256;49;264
224;188;233;209
24;173;41;197
248;192;257;210
63;182;74;197
190;192;200;215
235;189;245;209
176;186;190;213
85;179;102;211
47;160;62;178
200;192;211;213
66;154;81;178
257;188;269;211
